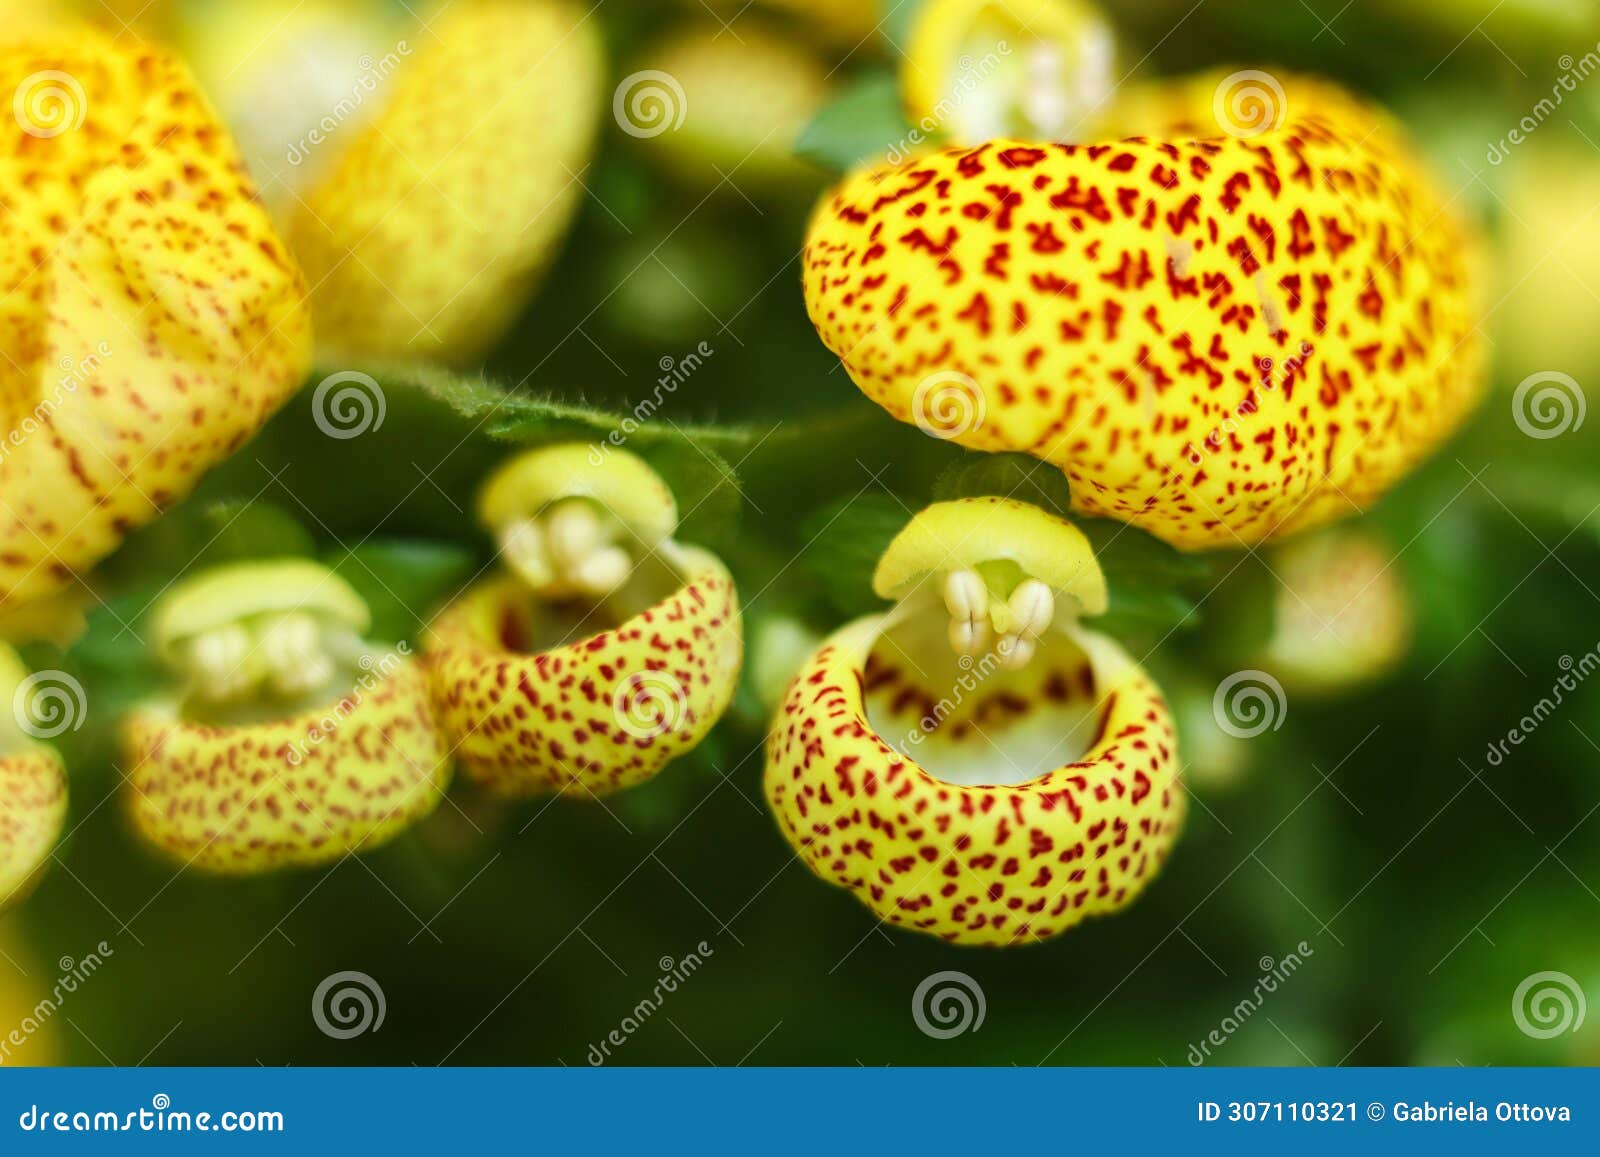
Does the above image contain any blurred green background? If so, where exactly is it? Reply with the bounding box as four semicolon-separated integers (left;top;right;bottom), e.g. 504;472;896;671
5;0;1600;1067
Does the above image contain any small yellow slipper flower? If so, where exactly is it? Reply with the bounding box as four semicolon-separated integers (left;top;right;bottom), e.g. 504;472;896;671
801;71;1485;550
0;646;69;911
1259;527;1412;695
0;19;314;608
627;21;830;192
426;445;743;798
765;497;1184;946
902;0;1117;145
122;561;451;874
284;0;606;363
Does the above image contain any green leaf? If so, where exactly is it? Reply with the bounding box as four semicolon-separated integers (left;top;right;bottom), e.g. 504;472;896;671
381;362;763;549
191;499;317;564
103;498;315;589
384;360;763;454
635;440;743;553
322;539;479;644
795;71;910;173
1079;518;1209;585
800;493;909;618
1077;519;1209;639
1092;586;1204;639
931;452;1074;515
879;0;929;51
1174;552;1275;662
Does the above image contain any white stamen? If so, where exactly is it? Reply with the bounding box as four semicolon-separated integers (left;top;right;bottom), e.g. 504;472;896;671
997;635;1035;671
500;518;554;588
1008;579;1055;640
568;545;631;596
543;499;602;569
189;623;256;701
259;613;334;698
943;568;987;621
499;502;632;598
1022;43;1068;138
944;568;995;658
948;616;994;657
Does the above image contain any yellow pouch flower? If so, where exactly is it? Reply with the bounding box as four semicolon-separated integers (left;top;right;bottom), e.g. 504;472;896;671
0;19;313;607
0;646;69;910
427;445;743;798
626;21;830;191
766;497;1184;946
123;561;450;873
801;71;1484;550
284;0;605;363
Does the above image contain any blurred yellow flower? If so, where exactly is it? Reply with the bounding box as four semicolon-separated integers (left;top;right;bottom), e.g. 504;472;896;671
0;18;313;609
0;924;69;1064
123;561;451;874
902;0;1117;145
1494;141;1600;386
1260;527;1413;695
0;646;68;912
626;21;830;192
183;0;605;365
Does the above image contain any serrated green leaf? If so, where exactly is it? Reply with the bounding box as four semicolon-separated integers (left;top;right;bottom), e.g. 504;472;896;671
800;493;909;619
795;72;910;174
931;452;1074;514
378;360;764;454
